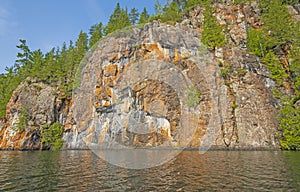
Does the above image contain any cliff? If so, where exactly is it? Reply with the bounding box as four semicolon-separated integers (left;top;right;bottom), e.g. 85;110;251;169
2;2;299;150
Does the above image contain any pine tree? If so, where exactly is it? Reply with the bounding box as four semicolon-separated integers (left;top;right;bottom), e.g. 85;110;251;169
154;0;163;15
75;31;88;63
42;48;56;83
161;1;181;22
89;22;103;49
138;7;150;24
29;49;44;79
129;8;139;25
106;3;131;35
15;39;32;78
15;39;31;67
106;3;122;34
119;8;131;28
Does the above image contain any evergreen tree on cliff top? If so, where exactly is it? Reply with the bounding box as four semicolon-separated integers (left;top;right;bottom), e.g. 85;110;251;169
105;3;131;35
138;7;150;24
89;22;103;49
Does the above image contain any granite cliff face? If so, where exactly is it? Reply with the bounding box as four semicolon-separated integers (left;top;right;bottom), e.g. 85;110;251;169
1;2;291;150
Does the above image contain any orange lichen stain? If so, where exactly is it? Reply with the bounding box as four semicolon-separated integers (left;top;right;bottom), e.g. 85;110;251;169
0;129;6;146
116;53;121;60
95;102;101;109
174;49;181;62
103;101;111;107
108;53;120;62
103;64;117;77
21;131;26;139
144;42;167;59
161;129;171;139
104;77;116;87
0;128;5;136
95;87;103;95
69;98;73;108
145;43;159;52
1;138;8;148
14;132;26;148
106;88;112;97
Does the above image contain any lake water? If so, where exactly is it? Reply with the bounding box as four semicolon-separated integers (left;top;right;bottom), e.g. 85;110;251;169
0;150;299;191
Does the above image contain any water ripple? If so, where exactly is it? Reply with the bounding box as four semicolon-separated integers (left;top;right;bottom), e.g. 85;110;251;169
0;150;299;191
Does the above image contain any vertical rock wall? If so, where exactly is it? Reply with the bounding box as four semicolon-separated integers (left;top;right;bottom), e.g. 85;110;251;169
0;2;284;150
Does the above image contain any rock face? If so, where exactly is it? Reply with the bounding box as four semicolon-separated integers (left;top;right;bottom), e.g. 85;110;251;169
0;3;283;150
0;80;56;149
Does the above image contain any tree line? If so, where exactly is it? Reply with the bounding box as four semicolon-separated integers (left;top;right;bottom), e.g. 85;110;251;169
0;3;153;118
0;0;299;150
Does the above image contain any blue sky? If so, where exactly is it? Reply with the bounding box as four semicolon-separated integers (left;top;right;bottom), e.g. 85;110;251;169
0;0;164;74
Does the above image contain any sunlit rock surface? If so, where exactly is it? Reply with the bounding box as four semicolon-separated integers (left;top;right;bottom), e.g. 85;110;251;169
0;3;288;150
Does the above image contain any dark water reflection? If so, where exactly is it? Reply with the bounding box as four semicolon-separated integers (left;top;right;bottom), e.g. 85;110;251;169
0;150;299;191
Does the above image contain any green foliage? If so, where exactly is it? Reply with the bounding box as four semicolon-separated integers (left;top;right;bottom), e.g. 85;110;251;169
272;88;282;99
154;0;163;15
15;39;31;67
1;0;299;150
0;30;90;118
89;22;103;49
237;68;247;77
260;0;296;51
245;0;300;150
159;1;181;23
185;0;214;10
278;99;300;150
129;8;139;25
186;0;204;9
41;122;64;149
263;51;288;85
289;46;300;91
201;4;226;50
1;2;190;118
282;0;300;5
0;69;22;117
279;46;300;151
220;65;231;78
30;49;44;79
138;7;150;24
269;60;289;84
246;28;267;57
232;0;252;5
232;103;238;110
185;86;201;108
106;3;131;35
0;40;31;117
15;106;30;132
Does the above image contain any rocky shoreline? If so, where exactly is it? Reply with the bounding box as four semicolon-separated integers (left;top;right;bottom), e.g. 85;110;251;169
0;145;281;151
